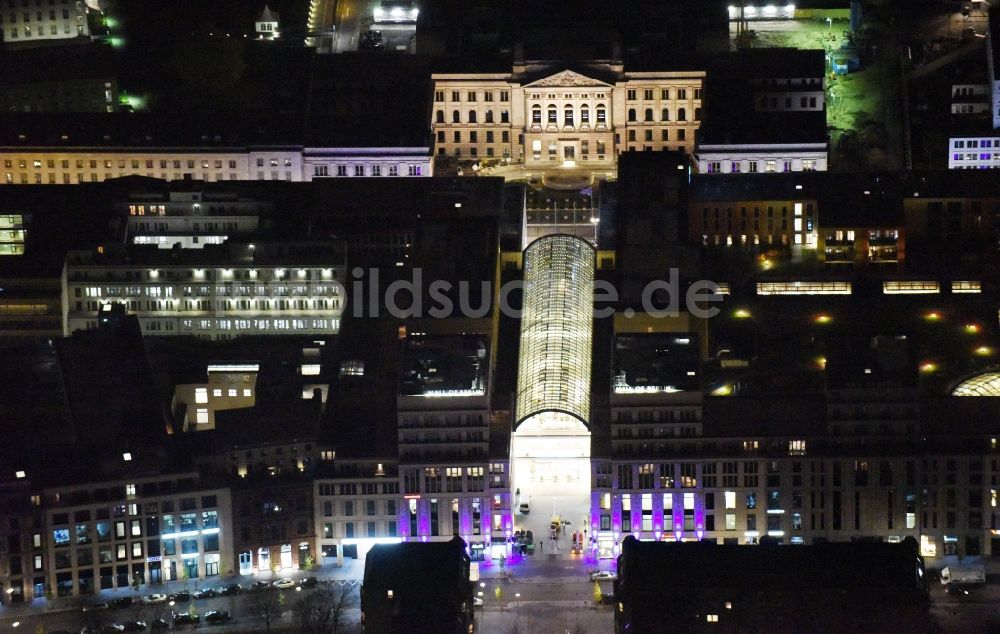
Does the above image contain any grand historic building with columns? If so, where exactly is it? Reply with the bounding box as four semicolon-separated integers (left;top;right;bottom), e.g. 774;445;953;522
431;60;705;173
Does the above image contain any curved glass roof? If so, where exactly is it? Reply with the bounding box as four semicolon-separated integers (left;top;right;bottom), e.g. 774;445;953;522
953;373;1000;396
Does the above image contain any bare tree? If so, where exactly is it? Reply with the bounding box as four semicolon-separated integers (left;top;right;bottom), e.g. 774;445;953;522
293;583;357;634
242;585;285;633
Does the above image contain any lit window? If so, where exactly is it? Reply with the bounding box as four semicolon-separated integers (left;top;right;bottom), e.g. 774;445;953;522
213;389;222;397
707;614;719;623
339;360;365;377
243;388;252;397
195;388;208;404
196;409;209;424
126;484;136;497
228;389;237;397
788;440;806;456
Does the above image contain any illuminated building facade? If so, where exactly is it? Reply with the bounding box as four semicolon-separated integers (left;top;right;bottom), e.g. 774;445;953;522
316;334;510;565
0;115;433;185
40;472;231;597
593;333;704;558
431;62;704;172
61;245;346;339
0;213;26;255
1;0;91;43
120;189;264;250
172;364;259;432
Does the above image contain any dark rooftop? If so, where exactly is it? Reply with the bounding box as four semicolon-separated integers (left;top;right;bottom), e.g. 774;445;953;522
613;333;701;393
400;334;488;396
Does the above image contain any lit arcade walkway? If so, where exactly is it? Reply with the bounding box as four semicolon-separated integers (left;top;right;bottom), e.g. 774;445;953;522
510;234;594;548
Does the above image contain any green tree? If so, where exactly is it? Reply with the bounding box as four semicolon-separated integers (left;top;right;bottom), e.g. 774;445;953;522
593;580;602;605
494;585;504;602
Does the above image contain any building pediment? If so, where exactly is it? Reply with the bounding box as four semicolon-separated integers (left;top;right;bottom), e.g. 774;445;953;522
523;70;611;89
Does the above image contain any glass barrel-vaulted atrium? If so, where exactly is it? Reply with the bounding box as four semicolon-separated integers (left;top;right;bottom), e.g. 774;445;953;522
953;372;1000;396
511;234;595;539
514;235;595;426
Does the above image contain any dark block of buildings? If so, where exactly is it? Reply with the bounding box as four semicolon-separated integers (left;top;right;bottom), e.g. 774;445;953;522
614;535;928;633
361;536;474;634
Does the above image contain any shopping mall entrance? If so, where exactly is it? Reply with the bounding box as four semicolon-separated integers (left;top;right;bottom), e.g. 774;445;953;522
510;412;591;552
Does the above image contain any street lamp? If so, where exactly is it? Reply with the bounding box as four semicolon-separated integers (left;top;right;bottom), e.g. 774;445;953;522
826;17;832;30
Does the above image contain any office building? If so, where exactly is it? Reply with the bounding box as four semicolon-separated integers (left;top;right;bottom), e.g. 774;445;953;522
62;242;346;338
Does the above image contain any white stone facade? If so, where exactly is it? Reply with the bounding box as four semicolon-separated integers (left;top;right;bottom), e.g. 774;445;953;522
430;65;705;170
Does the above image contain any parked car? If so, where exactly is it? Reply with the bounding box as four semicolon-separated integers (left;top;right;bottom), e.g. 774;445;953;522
272;578;296;589
122;622;147;632
359;29;384;49
299;576;319;589
167;591;190;602
193;588;217;599
148;619;170;631
204;610;232;625
173;612;200;625
570;542;583;555
590;570;617;582
473;597;483;607
518;502;530;514
111;597;133;609
250;581;270;592
598;593;615;606
219;584;243;596
83;601;110;612
101;626;125;633
142;594;167;605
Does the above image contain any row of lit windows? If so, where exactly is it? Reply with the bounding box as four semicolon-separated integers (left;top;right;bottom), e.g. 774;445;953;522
4;158;242;170
952;139;999;149
434;90;511;103
312;164;422;177
705;159;817;174
5;22;82;38
625;87;701;101
76;282;342;296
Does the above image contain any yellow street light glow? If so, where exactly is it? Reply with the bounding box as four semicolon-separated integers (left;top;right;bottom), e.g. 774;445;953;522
975;346;993;357
925;312;941;321
814;314;831;324
920;362;937;373
965;324;980;334
712;384;733;396
733;309;751;319
816;356;827;370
